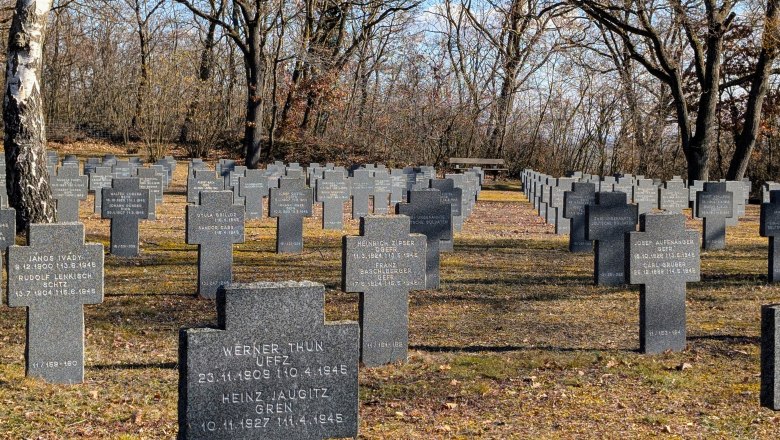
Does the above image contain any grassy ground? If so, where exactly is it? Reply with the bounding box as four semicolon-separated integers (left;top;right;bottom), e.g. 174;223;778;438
0;144;779;438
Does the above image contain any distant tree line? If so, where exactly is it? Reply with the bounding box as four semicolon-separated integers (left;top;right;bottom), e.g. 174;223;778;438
3;0;780;183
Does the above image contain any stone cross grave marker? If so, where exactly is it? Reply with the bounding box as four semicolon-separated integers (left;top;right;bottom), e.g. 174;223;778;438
627;213;700;354
372;169;392;214
343;215;426;366
178;281;359;440
396;189;452;289
7;223;103;383
724;180;745;227
585;191;637;285
563;182;596;253
269;177;313;253
237;169;269;220
761;304;780;410
188;169;224;204
659;179;689;214
633;179;658;214
350;169;374;219
88;166;113;214
430;178;462;252
101;177;150;257
316;170;350;230
112;160;133;178
136;168;163;220
688;180;705;219
390;169;406;204
695;182;733;250
186;191;245;299
551;178;575;235
50;163;88;222
760;190;780;282
0;205;15;253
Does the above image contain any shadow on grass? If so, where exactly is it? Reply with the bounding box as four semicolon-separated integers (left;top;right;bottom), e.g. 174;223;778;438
90;361;177;370
410;344;629;354
688;334;759;345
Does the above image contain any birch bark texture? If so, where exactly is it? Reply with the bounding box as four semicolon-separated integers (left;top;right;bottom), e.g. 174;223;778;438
4;0;56;231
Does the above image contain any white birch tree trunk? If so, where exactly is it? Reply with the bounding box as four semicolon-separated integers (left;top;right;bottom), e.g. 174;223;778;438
4;0;56;230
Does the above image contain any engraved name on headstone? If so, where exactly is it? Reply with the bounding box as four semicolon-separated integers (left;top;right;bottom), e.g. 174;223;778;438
178;281;359;440
627;213;700;354
563;182;596;253
396;189;452;289
585;191;637;285
695;182;734;250
269;178;313;253
343;216;426;366
186;191;245;299
7;223;103;383
50;163;88;222
101;177;150;257
316;170;350;230
760;190;780;282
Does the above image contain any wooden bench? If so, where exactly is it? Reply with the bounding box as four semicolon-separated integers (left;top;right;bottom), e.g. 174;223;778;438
448;158;509;179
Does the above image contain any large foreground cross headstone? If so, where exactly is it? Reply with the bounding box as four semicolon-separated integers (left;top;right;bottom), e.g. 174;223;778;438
178;281;359;439
269;177;314;253
343;215;426;366
585;191;637;285
101;178;150;257
627;213;700;354
186;191;245;299
7;223;103;383
396;189;451;289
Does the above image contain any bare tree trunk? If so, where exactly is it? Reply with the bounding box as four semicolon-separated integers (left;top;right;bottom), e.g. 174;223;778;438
727;0;779;180
180;18;217;147
4;0;56;231
244;27;266;169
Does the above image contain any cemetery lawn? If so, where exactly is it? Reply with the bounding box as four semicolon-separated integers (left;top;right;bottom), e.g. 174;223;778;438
0;148;778;439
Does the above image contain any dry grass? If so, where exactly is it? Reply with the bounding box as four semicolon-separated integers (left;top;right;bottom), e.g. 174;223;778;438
0;149;779;438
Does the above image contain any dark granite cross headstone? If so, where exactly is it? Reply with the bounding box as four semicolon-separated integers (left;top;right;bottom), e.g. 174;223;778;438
0;205;15;252
627;213;700;354
112;160;133;178
633;179;658;214
50;163;88;222
430;178;462;251
186;191;245;299
551;178;575;235
372;169;392;214
343;216;426;366
695;182;734;250
396;189;452;289
350;169;374;219
390;169;406;204
136;168;163;220
178;281;359;439
659;180;689;213
269;177;313;253
187;169;224;204
761;303;780;410
586;191;638;285
88;166;113;214
7;223;103;383
101;178;150;257
760;190;780;282
316;170;350;230
237;169;269;220
563;182;596;252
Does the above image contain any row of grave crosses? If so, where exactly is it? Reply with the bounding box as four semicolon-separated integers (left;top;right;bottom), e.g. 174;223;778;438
186;159;481;231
